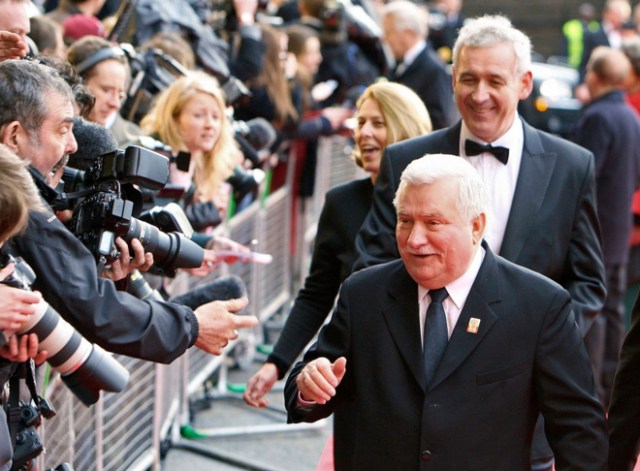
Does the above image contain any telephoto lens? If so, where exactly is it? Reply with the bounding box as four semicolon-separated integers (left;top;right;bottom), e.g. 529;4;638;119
0;254;130;406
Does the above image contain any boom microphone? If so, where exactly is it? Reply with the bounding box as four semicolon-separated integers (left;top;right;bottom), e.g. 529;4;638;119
69;117;118;170
170;275;247;310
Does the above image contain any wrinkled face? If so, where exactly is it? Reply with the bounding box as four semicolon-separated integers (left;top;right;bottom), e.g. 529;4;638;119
354;98;387;180
298;36;322;75
453;43;532;142
177;92;222;154
85;60;128;126
0;1;30;53
17;92;77;176
396;180;484;289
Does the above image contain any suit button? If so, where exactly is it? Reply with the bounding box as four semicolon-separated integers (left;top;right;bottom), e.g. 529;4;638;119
421;450;432;461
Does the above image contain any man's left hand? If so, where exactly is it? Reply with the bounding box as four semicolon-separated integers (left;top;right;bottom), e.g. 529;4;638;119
100;237;154;281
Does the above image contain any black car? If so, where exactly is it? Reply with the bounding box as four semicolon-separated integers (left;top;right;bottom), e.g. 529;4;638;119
518;61;583;137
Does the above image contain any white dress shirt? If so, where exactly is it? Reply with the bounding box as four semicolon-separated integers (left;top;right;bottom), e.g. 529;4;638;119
459;115;524;254
418;246;485;342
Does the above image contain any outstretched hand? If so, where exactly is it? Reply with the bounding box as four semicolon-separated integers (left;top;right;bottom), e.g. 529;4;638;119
243;362;279;407
194;297;258;355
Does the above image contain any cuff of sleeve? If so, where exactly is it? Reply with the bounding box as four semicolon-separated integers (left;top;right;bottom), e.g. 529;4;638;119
186;308;199;348
265;354;289;380
296;391;318;412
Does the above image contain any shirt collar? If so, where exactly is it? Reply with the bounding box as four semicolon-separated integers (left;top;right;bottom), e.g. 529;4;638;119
460;114;523;154
402;39;427;67
418;245;486;310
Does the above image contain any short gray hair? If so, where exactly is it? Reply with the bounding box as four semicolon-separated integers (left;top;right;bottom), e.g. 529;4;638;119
0;60;75;137
382;0;428;38
452;15;532;75
393;154;490;223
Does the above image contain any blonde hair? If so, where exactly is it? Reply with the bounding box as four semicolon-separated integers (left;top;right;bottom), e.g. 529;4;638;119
353;81;432;167
0;145;45;242
141;71;237;201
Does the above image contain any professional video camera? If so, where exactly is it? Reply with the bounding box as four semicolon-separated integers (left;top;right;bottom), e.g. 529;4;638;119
58;145;204;277
0;253;130;406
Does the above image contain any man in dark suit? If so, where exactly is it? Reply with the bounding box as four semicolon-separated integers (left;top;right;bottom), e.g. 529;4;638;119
285;154;608;470
382;0;455;130
570;46;640;408
578;0;631;81
353;14;607;470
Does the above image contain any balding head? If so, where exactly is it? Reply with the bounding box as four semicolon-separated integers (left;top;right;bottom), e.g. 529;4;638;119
586;46;632;96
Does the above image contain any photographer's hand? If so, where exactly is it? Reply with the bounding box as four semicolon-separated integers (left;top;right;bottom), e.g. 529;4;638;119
0;265;42;331
101;237;154;281
233;0;258;25
193;297;258;355
0;333;47;365
0;31;28;61
207;235;251;265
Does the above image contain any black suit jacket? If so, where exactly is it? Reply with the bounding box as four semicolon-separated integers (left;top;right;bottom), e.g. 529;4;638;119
388;45;455;130
608;295;640;470
570;90;640;265
285;247;608;470
353;120;606;331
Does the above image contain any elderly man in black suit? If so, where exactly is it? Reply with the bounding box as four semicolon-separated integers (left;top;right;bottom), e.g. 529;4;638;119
285;155;608;470
382;0;455;130
353;14;607;471
570;46;640;408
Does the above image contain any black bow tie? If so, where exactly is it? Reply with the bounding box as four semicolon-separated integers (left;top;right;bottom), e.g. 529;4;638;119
464;140;510;165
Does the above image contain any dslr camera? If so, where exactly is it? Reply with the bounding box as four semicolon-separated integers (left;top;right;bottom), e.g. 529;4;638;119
60;145;204;277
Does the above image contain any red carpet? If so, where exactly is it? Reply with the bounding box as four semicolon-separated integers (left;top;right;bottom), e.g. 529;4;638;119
316;435;640;470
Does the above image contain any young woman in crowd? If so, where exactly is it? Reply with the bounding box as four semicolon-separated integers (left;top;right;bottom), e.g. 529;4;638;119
243;81;432;469
141;71;240;231
66;35;143;147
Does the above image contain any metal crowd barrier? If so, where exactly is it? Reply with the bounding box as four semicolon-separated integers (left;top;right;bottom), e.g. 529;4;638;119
34;134;362;470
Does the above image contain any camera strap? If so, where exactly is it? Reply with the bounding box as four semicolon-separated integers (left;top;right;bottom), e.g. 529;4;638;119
6;361;38;452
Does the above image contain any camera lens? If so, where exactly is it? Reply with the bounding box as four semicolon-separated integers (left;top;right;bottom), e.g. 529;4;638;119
126;218;203;271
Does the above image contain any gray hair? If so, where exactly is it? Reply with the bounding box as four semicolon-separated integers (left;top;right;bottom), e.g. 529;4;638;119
452;15;532;75
393;154;490;223
382;0;428;38
0;60;75;138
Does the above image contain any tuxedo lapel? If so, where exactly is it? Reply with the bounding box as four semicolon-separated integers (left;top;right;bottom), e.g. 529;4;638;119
383;264;426;389
429;246;501;391
500;122;557;262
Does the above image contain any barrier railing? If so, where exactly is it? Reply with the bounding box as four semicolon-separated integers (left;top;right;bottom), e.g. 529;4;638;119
34;134;361;470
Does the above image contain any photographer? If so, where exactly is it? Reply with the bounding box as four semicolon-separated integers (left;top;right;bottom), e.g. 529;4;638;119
0;144;49;470
0;58;258;362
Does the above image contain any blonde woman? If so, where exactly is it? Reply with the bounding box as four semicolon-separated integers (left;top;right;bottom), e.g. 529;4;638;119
141;71;240;229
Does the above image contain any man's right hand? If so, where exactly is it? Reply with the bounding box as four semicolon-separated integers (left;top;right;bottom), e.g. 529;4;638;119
0;31;28;61
297;357;346;404
193;297;258;355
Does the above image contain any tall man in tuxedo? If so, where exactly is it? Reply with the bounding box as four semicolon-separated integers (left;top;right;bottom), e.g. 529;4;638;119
353;14;607;471
285;155;608;470
382;0;455;130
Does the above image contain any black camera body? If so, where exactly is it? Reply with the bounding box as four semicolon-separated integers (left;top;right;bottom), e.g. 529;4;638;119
8;402;44;471
62;146;204;277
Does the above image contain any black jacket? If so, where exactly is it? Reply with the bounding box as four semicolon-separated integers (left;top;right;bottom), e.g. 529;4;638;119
7;167;199;363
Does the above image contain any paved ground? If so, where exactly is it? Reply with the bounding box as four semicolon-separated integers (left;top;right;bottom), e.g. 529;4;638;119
160;349;331;471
